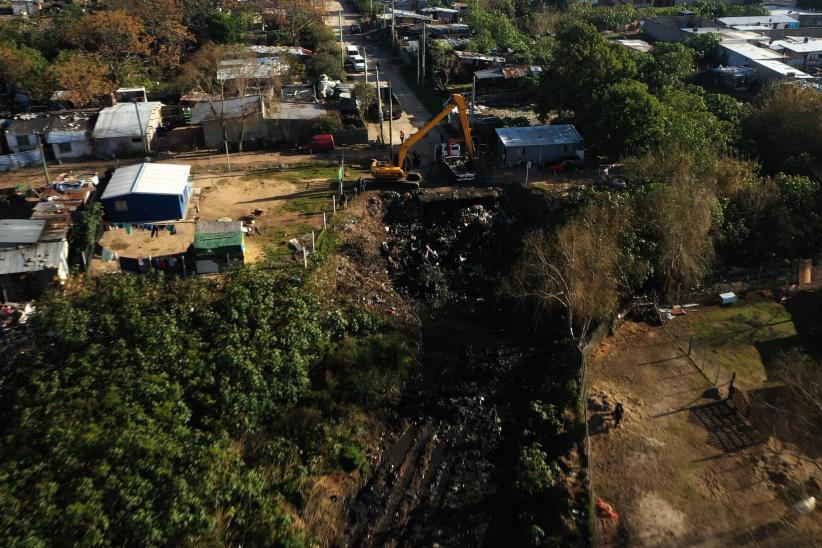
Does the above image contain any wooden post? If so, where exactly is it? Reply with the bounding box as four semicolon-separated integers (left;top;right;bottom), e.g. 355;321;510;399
311;231;315;252
323;212;327;229
302;246;308;268
332;195;336;214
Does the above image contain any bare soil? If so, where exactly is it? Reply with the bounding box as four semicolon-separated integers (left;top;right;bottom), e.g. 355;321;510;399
590;321;821;547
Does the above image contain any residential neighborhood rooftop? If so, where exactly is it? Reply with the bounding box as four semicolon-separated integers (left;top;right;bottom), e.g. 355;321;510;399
101;163;192;200
92;102;162;139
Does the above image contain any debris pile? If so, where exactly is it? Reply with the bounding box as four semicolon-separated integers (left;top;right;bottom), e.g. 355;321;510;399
381;194;504;307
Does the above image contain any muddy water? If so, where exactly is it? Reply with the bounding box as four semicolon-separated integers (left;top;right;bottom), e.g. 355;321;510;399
345;195;569;546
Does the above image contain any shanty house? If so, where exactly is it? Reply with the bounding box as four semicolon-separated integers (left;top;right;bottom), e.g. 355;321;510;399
474;66;541;101
0;219;69;303
92;102;163;158
46;110;97;161
268;102;329;143
496;124;584;167
3;113;49;154
194;220;245;274
11;1;42;16
190;96;268;149
101;163;192;223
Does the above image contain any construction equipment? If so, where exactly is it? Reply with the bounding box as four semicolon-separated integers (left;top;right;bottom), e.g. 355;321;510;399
371;93;477;181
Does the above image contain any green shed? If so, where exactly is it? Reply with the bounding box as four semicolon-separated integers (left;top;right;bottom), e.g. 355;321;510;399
194;220;245;274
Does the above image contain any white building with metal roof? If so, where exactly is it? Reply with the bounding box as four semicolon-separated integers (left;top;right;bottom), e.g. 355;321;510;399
496;125;584;168
92;102;163;158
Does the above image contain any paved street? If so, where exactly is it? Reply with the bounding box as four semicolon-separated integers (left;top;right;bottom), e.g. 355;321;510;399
325;1;443;167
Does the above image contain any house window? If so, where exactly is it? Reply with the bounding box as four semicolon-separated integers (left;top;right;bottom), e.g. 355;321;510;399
16;135;32;147
114;200;128;212
57;142;72;154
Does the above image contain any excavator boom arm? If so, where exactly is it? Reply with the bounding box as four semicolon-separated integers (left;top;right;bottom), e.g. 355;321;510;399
396;93;476;170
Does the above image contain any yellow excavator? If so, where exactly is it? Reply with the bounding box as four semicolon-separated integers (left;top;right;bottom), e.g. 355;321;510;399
370;93;477;181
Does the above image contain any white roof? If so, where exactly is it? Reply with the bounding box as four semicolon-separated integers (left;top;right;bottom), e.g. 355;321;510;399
0;219;45;246
615;39;654;53
102;163;191;199
721;42;786;60
496;124;583;148
718;15;799;26
750;59;815;78
92;102;162;139
769;37;822;53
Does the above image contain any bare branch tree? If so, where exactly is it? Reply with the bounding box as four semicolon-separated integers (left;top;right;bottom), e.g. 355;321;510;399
505;203;625;341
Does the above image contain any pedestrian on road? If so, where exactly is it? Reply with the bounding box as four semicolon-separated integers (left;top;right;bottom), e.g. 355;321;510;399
613;402;624;429
400;130;405;144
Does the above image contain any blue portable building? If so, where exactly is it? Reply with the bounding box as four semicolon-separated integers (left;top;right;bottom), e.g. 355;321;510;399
101;163;192;223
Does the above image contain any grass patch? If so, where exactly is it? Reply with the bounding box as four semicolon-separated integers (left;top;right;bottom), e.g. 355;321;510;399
284;192;334;215
686;300;797;389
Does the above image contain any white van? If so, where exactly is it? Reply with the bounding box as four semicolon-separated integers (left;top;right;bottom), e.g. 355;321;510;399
346;45;360;58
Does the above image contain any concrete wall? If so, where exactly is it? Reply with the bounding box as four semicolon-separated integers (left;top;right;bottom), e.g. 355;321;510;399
200;113;267;149
51;140;92;162
5;133;38;154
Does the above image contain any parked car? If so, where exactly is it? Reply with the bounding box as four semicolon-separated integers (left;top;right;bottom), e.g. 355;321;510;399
345;54;366;72
350;23;362;34
547;158;584;173
298;134;335;153
346;45;360;57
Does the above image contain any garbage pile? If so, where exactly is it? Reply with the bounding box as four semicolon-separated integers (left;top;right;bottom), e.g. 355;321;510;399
381;195;502;307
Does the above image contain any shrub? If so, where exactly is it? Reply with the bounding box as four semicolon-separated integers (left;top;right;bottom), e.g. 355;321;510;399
515;443;561;498
338;443;369;473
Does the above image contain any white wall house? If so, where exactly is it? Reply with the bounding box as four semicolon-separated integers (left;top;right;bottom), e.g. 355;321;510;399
92;102;163;158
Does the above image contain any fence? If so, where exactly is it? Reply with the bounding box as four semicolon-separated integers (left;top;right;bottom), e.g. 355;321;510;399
0;149;42;171
577;312;628;548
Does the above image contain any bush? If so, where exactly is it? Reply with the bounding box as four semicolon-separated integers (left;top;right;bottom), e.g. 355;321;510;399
338;443;369;473
313;113;344;134
515;443;561;498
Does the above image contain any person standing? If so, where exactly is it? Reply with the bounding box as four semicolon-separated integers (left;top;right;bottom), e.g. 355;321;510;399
613;403;625;428
399;130;405;144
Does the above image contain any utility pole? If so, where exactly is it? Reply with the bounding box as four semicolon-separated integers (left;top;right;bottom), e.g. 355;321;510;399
375;62;385;145
391;0;396;48
364;49;368;90
339;9;344;66
36;134;50;186
421;22;426;84
224;141;231;172
133;100;148;156
417;39;421;85
388;80;394;156
470;73;476;126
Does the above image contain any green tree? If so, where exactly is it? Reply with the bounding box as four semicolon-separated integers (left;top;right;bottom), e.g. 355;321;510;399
643;42;695;91
536;20;637;119
578;79;664;155
743;82;822;178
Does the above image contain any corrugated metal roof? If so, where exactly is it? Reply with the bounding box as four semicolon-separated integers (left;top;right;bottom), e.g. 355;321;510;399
0;240;68;276
92;102;162;139
101;163;191;200
0;219;46;247
718;15;798;25
455;50;506;63
273;102;328;120
720;42;786;60
194;221;244;254
496;124;583;148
